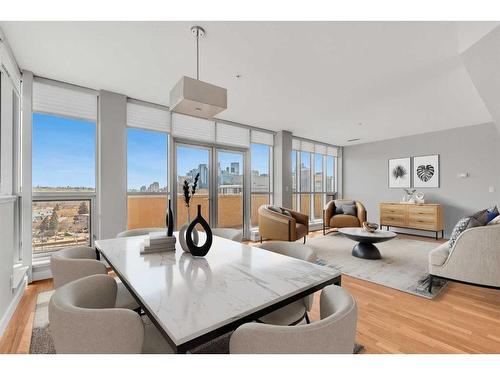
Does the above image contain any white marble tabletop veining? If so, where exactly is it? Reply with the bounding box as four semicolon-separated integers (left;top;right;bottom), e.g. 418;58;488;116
95;233;340;346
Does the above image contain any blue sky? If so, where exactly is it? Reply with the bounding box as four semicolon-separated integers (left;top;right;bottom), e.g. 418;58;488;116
127;128;167;189
32;113;96;188
33;113;270;189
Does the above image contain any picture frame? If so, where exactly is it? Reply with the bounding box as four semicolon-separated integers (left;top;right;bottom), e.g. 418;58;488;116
412;154;440;188
388;157;411;188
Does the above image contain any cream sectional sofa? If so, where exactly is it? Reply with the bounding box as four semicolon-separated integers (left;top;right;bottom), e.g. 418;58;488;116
428;223;500;291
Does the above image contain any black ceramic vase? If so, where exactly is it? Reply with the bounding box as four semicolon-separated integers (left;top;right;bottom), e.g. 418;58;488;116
186;205;212;257
166;199;174;237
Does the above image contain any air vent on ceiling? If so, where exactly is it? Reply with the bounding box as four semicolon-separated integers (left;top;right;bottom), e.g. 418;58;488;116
347;138;361;142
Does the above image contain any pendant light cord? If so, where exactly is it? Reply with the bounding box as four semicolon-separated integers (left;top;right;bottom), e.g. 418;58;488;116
196;29;200;80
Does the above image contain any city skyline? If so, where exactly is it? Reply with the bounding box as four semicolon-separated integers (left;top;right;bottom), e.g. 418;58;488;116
33;113;296;191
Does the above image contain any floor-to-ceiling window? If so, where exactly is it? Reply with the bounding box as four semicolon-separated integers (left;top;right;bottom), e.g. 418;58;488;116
126;101;171;229
250;142;273;227
31;80;97;255
292;138;338;224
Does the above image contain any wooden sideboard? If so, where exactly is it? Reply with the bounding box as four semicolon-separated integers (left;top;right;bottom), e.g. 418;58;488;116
379;202;444;239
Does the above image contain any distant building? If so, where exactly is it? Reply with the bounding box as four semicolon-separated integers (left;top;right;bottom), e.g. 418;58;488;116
148;182;160;192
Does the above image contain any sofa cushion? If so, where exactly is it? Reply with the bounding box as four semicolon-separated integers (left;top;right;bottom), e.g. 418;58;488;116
429;242;451;266
342;204;357;217
281;208;293;217
330;214;360;228
449;216;482;248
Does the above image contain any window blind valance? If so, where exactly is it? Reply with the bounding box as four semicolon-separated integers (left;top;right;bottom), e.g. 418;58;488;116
0;41;21;95
33;80;97;121
251;130;274;146
293;138;339;156
172;113;216;143
127;101;170;132
216;122;250;148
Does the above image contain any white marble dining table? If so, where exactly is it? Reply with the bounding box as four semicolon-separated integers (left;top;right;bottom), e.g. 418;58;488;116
95;232;341;353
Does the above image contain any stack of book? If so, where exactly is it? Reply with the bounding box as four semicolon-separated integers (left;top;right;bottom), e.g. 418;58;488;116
140;232;177;254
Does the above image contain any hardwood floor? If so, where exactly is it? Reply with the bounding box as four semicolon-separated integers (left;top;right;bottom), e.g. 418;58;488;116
1;231;499;354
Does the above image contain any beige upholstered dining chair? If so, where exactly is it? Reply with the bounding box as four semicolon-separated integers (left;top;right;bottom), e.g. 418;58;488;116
255;241;317;325
116;227;165;238
50;246;139;310
229;285;357;354
212;228;243;242
49;274;173;354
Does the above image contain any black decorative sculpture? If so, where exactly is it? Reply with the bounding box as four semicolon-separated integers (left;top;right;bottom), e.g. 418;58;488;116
166;199;174;237
186;205;212;257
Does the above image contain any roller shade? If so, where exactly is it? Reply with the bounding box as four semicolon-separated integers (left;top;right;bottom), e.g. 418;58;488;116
251;130;274;146
327;146;339;157
216;122;250;148
33;80;97;121
127;101;170;132
172;113;216;143
0;40;21;95
293;138;339;156
314;144;327;154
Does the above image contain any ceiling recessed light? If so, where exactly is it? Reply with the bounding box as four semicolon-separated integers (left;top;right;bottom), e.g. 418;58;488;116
347;138;361;142
357;122;363;126
234;74;242;79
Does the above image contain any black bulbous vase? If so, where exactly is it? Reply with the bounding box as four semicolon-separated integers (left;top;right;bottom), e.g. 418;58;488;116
166;199;174;237
186;205;212;257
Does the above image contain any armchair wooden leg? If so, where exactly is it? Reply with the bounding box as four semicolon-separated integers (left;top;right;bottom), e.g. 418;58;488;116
260;236;263;243
304;312;310;324
428;275;434;293
303;236;306;244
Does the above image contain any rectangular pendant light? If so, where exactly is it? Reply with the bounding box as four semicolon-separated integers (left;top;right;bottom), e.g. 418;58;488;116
169;76;227;119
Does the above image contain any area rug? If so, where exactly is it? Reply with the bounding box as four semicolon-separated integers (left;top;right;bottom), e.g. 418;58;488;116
30;290;363;354
308;233;447;299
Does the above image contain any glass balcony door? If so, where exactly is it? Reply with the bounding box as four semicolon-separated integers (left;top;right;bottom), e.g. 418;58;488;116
174;141;249;235
216;149;245;229
175;144;211;229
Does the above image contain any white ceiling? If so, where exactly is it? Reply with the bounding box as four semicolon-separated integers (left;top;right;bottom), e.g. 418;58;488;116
1;21;498;145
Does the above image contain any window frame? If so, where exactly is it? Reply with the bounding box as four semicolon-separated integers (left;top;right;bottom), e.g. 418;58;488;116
250;142;273;229
126;126;170;230
31;93;98;258
292;139;339;224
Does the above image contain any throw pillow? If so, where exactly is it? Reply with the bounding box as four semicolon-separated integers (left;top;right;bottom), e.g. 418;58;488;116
334;205;344;215
281;209;293;217
342;204;357;217
487;215;500;225
471;209;489;226
333;200;354;215
267;206;282;214
449;216;482;248
487;206;499;222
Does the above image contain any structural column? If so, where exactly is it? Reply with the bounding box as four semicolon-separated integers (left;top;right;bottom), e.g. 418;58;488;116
273;130;292;208
98;90;127;239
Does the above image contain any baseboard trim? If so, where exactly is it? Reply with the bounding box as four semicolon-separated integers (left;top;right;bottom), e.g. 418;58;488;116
32;262;52;281
0;276;27;338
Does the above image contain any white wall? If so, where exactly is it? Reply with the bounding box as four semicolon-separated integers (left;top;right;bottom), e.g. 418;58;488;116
343;123;499;238
0;198;25;336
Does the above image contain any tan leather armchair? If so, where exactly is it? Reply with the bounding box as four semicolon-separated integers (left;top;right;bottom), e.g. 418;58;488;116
323;199;366;234
258;205;309;243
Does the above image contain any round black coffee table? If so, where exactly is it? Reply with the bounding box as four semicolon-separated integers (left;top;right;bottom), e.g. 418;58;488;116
338;227;397;260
